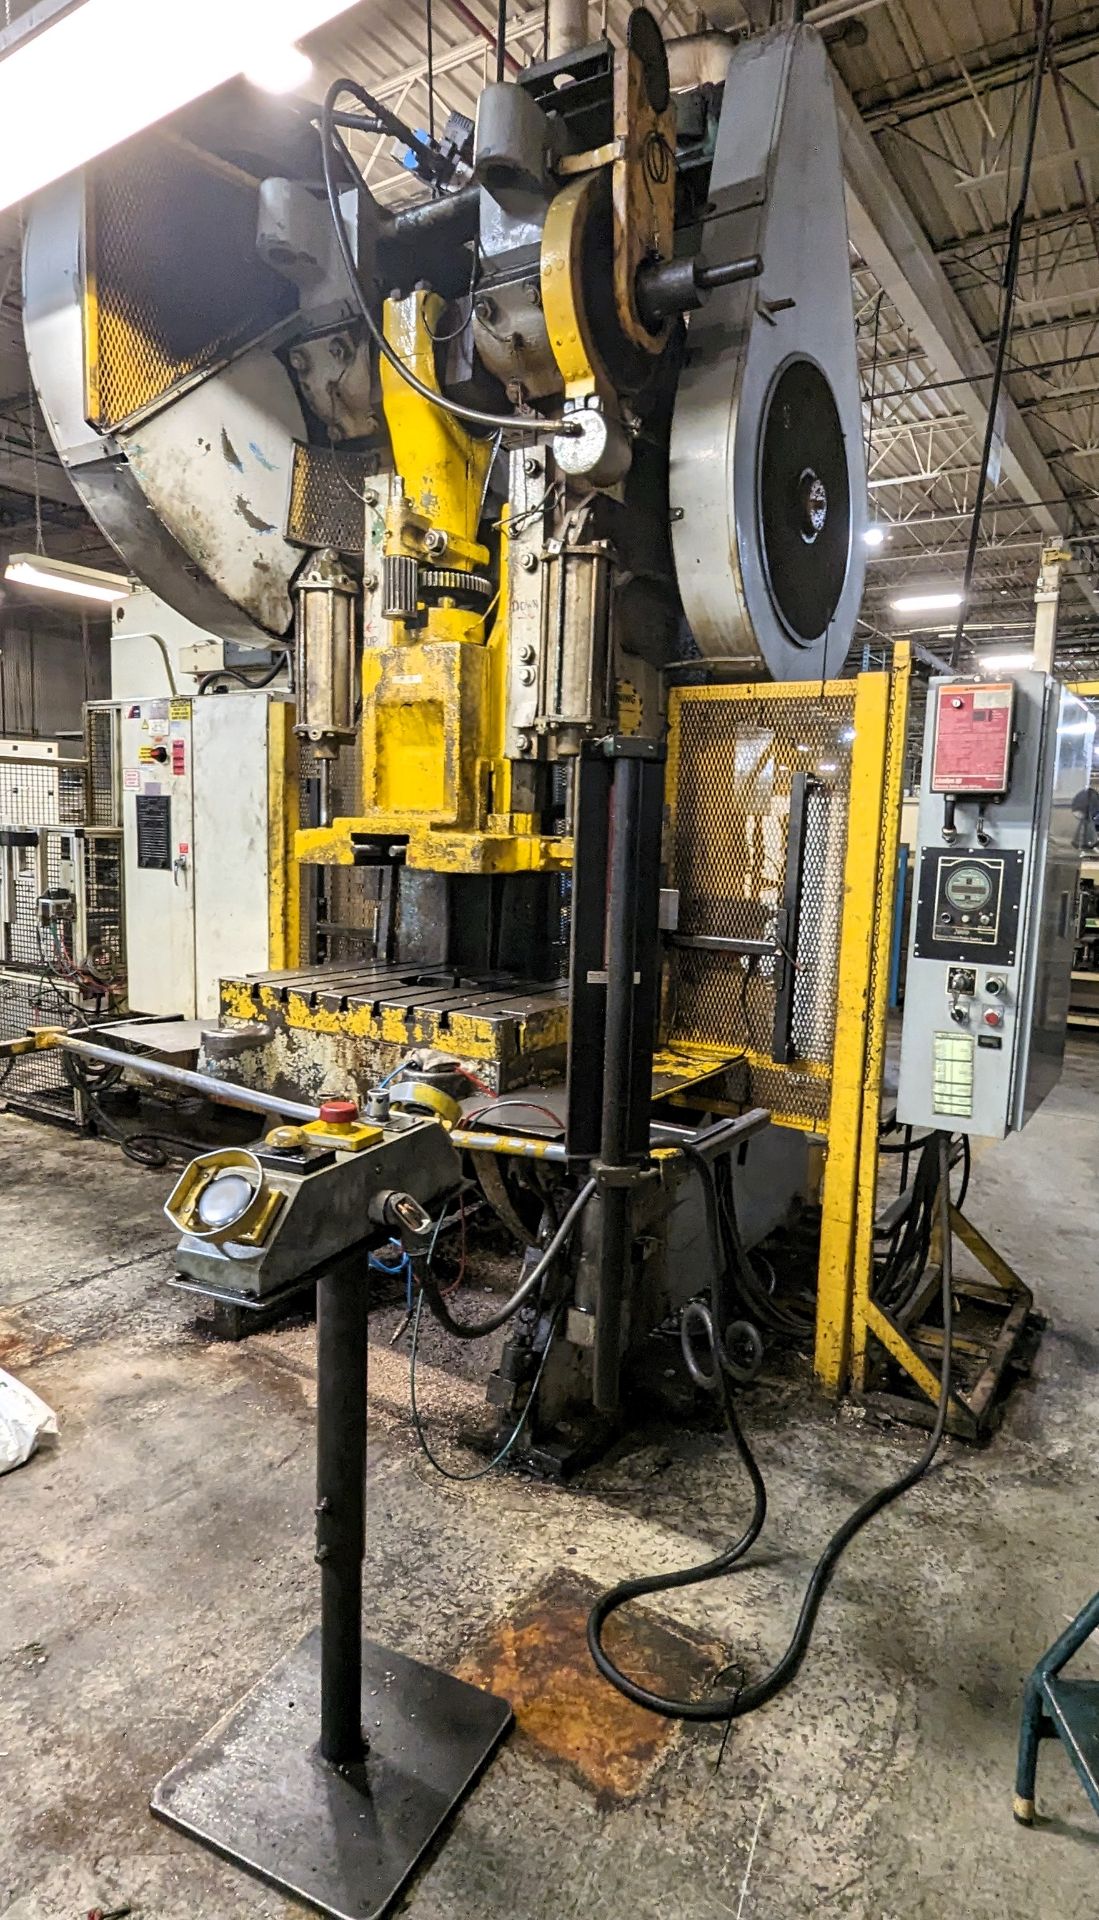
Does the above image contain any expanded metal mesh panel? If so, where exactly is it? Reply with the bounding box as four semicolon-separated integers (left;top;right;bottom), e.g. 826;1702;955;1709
286;443;374;554
0;970;83;1123
667;689;857;1130
85;135;296;430
85;706;121;827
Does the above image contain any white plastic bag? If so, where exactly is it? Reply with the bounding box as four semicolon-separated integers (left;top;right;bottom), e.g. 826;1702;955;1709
0;1367;58;1473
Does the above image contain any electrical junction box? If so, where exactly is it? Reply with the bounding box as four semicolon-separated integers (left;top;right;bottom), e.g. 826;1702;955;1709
896;672;1093;1139
118;693;282;1019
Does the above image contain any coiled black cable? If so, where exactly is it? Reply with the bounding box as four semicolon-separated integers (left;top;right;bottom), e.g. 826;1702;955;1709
62;1053;235;1170
587;1133;955;1725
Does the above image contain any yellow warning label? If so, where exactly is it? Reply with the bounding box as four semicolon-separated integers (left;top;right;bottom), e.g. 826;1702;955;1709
616;679;643;736
169;698;191;720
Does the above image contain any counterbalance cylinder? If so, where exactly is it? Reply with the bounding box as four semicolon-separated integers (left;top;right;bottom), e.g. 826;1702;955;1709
293;548;358;826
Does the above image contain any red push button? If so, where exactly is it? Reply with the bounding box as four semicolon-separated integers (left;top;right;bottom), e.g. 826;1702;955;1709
318;1097;359;1125
983;1008;1003;1029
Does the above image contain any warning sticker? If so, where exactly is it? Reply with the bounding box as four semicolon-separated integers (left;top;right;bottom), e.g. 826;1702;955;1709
169;698;191;720
123;768;139;790
931;681;1014;794
147;699;169;723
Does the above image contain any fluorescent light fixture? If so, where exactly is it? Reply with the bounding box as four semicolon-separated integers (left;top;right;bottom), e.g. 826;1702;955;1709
4;554;131;603
977;651;1034;672
244;43;313;93
892;591;964;613
0;0;357;213
862;525;886;548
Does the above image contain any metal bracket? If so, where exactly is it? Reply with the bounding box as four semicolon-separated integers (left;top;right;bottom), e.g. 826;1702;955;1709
597;734;666;760
591;1160;657;1189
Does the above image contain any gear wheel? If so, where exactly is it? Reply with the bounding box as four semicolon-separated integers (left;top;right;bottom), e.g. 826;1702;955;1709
420;568;494;598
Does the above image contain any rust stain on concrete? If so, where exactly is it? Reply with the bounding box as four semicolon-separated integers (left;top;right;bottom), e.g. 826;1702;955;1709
454;1566;722;1804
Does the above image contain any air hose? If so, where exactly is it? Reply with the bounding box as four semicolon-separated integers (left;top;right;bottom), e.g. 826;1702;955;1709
587;1132;956;1724
420;1178;595;1339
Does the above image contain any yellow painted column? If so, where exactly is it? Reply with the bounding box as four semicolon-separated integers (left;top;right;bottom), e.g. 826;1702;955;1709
814;668;892;1395
850;647;911;1391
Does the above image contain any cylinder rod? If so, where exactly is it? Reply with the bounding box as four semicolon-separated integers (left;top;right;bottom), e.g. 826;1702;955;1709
546;0;589;57
60;1035;320;1124
315;1259;368;1767
592;754;642;1414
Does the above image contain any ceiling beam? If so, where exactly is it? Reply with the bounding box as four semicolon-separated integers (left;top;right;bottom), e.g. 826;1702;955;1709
835;71;1099;616
858;16;1099;130
0;443;79;507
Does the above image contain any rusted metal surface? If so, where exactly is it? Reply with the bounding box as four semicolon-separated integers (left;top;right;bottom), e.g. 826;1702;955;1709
454;1567;721;1804
218;963;569;1097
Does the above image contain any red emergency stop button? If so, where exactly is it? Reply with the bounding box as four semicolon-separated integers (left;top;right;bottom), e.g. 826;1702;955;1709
319;1098;359;1125
983;1008;1003;1029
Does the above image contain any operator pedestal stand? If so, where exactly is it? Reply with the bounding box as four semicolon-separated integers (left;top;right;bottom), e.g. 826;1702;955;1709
152;1257;512;1920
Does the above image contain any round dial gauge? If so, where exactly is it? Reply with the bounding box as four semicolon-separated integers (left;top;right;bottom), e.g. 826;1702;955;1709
944;863;994;912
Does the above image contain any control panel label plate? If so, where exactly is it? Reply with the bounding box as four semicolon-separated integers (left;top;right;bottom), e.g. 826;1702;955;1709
930;681;1014;793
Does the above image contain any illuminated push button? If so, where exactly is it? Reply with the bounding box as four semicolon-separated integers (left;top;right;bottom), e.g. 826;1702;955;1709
983;1007;1003;1029
196;1172;254;1229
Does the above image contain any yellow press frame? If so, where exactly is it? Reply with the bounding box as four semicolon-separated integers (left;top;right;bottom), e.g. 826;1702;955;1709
665;649;913;1400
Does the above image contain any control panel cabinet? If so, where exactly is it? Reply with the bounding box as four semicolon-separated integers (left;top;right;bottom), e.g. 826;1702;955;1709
120;693;276;1018
897;672;1093;1138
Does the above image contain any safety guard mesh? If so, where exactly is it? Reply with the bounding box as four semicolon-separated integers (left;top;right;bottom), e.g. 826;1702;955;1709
666;688;858;1130
85;133;295;430
85;705;121;827
0;969;83;1123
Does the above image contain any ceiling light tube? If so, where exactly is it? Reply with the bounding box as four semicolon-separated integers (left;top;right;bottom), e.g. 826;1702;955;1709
0;0;357;213
976;651;1035;672
891;591;964;613
5;554;132;603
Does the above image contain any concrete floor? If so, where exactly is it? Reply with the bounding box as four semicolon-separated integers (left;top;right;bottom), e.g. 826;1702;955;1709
3;1044;1099;1920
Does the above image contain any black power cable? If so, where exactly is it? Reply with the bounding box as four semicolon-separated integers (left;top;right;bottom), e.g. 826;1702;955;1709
587;1133;956;1726
421;1178;595;1338
62;1053;235;1170
950;0;1055;668
320;80;581;441
197;657;288;695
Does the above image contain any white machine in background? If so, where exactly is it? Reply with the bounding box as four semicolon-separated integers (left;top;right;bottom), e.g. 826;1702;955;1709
92;692;287;1018
110;585;285;702
897;672;1093;1138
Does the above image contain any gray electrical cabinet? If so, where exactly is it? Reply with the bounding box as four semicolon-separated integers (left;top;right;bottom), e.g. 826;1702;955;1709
896;672;1094;1139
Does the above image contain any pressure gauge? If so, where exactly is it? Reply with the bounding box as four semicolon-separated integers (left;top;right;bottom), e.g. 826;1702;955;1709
943;863;994;913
